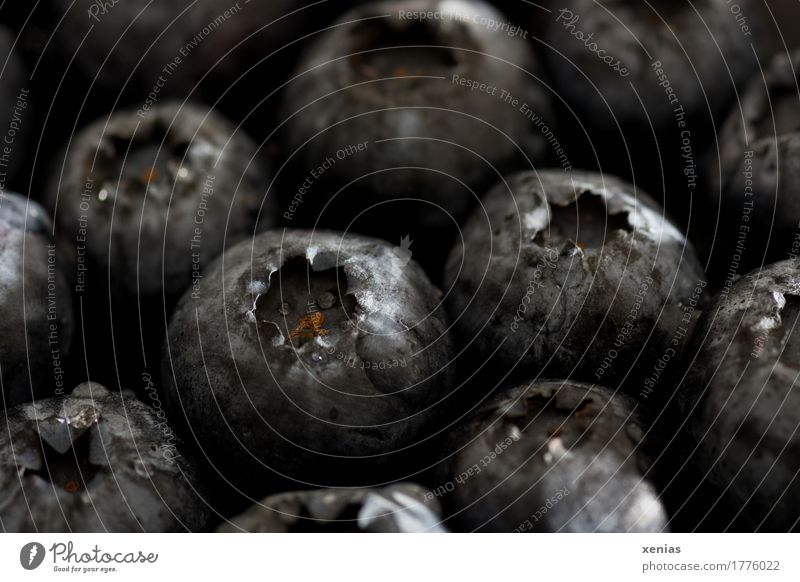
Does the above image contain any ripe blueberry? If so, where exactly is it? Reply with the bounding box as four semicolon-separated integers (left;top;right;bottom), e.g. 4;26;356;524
162;229;455;494
437;379;668;532
279;0;555;270
46;101;270;386
542;0;763;221
678;259;800;531
445;169;706;400
0;382;209;532
48;0;316;121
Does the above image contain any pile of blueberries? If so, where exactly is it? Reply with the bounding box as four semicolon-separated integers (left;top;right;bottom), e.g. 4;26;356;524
1;0;800;533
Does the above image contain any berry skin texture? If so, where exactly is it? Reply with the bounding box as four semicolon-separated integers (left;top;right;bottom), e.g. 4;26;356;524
437;380;668;532
710;49;800;273
544;0;756;131
680;260;800;531
216;483;445;533
49;0;313;108
0;383;209;532
47;101;271;306
445;170;705;398
0;193;73;407
162;229;455;493
279;0;554;237
541;0;763;219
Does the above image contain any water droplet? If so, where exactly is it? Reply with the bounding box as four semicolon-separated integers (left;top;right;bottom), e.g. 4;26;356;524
543;436;568;464
166;159;193;182
98;189;109;202
311;352;324;363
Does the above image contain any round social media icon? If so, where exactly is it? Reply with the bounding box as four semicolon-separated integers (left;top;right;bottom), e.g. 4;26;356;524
20;542;46;570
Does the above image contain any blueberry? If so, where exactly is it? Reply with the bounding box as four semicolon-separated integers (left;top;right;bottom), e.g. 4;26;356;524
0;382;209;532
544;0;758;126
49;101;269;302
48;0;315;115
445;170;706;400
279;0;554;267
162;229;454;493
0;192;73;407
436;379;668;532
542;0;762;218
216;483;445;532
678;259;800;531
709;50;800;275
46;101;270;385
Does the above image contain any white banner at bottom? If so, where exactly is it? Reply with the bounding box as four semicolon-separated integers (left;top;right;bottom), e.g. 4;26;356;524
0;534;797;581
